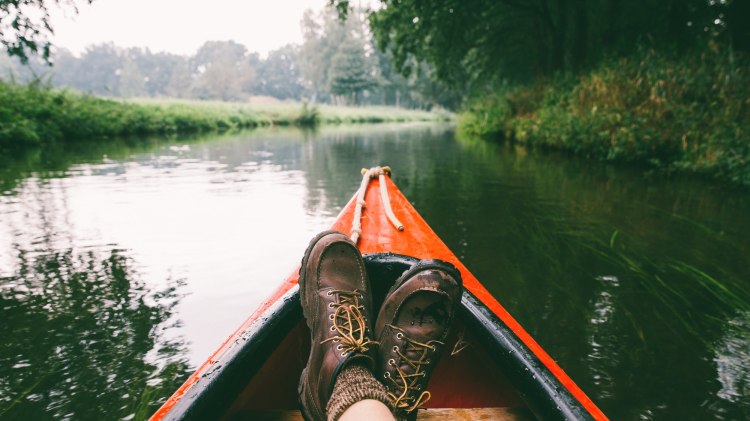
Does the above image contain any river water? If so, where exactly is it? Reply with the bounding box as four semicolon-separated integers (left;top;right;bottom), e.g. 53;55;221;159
1;124;748;420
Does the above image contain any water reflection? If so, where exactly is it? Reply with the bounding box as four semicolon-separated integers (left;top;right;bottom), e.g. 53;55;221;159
715;312;750;414
0;124;749;419
0;249;190;419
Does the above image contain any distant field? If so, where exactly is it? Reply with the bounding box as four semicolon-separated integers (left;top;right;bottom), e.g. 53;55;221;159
131;97;453;124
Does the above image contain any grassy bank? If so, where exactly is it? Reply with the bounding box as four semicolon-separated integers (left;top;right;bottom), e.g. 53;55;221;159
0;81;450;149
460;44;750;186
132;98;451;125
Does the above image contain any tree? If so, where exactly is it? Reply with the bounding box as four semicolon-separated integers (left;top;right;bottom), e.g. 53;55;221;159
0;0;93;63
132;49;188;97
254;44;308;100
75;43;123;96
328;38;376;104
330;0;744;90
190;40;255;100
300;8;344;103
164;56;192;98
118;55;145;97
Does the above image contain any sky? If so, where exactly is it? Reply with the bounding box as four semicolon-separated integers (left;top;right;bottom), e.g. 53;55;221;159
49;0;330;57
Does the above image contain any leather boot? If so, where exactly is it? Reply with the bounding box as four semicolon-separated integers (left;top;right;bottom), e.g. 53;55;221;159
298;230;378;421
374;259;462;420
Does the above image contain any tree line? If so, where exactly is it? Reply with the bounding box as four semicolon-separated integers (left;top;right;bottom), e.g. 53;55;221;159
0;6;458;109
3;1;747;111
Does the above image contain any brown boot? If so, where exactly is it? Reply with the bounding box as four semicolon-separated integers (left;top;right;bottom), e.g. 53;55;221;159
298;230;378;421
374;259;462;420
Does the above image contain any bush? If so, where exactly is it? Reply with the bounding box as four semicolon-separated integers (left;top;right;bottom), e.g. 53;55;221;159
460;43;750;186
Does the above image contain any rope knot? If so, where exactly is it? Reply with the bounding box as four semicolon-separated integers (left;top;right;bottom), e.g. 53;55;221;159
360;166;391;178
351;166;404;243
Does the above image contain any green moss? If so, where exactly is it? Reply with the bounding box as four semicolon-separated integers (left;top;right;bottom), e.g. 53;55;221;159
460;44;750;186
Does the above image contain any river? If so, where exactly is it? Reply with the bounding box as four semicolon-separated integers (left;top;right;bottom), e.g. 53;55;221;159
1;123;748;420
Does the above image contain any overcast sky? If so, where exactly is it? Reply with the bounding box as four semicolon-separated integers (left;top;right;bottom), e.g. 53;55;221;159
49;0;331;56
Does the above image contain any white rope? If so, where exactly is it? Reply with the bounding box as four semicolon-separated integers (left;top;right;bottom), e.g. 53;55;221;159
350;166;405;244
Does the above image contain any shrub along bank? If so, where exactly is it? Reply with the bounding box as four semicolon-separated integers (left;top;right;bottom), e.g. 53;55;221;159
0;81;448;150
460;45;750;186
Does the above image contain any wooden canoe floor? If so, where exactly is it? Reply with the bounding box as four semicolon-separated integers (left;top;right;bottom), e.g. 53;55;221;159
230;407;535;420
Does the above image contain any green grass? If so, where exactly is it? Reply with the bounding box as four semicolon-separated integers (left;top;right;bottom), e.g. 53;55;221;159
0;81;451;150
132;97;451;124
459;43;750;187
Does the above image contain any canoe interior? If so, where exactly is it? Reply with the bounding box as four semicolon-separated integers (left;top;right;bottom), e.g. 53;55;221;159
165;253;590;420
224;316;525;413
222;253;526;419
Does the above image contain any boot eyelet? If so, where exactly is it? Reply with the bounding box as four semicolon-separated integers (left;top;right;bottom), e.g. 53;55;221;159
425;359;431;364
326;291;333;296
421;372;427;377
396;332;404;339
336;345;343;350
393;346;399;352
328;314;334;320
328;303;335;308
384;372;391;379
388;358;395;366
330;326;336;331
431;345;436;351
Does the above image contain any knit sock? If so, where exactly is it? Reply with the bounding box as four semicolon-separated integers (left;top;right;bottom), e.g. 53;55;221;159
325;363;392;421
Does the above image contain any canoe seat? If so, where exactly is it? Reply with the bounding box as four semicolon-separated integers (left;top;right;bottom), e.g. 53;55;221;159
229;407;534;420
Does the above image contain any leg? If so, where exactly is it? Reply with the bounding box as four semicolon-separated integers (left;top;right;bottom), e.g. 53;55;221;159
339;400;395;421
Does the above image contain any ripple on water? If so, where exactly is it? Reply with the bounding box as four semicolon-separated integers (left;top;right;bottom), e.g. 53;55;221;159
715;311;750;405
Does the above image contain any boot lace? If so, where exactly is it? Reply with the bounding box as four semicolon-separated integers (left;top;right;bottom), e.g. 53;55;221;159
385;327;443;413
320;289;377;356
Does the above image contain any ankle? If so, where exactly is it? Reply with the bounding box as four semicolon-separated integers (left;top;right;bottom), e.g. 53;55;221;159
326;363;394;421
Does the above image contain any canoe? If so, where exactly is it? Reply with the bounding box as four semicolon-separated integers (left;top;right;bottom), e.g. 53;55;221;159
151;171;607;421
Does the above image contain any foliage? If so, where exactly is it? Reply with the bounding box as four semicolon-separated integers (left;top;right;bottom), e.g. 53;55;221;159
0;0;93;63
190;40;257;101
459;44;750;186
0;80;259;148
328;38;377;104
334;0;749;91
301;6;457;109
0;80;450;150
0;4;457;109
295;101;319;126
254;44;307;100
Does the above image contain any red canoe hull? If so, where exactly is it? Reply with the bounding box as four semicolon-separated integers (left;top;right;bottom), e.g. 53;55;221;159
152;175;606;420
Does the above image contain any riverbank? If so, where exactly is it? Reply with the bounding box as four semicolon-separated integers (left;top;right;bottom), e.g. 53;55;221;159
459;45;750;187
0;81;450;149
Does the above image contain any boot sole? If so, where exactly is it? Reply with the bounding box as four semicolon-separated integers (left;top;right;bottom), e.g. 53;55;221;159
297;367;316;421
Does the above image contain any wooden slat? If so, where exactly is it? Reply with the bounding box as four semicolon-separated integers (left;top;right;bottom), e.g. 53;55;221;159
416;407;534;420
228;407;534;421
